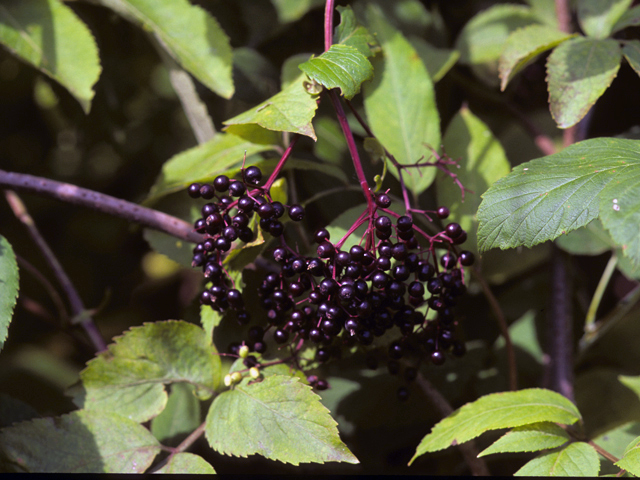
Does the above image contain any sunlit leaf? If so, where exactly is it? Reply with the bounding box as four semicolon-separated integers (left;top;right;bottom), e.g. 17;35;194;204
616;435;640;477
410;388;581;464
205;375;358;465
97;0;233;98
547;37;621;129
577;0;633;39
154;452;215;474
0;410;160;473
81;320;220;423
479;422;570;457
0;236;18;353
0;0;101;112
611;6;640;33
515;442;599;476
334;5;377;57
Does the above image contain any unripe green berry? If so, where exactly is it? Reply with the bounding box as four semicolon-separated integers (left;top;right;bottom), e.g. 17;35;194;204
238;345;250;358
250;367;260;379
224;374;232;387
230;371;243;384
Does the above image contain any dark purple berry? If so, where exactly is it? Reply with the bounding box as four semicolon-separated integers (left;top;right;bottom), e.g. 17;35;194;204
315;379;329;390
375;193;391;208
436;206;450;219
199;184;215;199
269;220;284;237
244;166;262;185
396;215;413;231
427;278;443;294
258;203;275;219
273;328;289;344
213;175;230;192
316;348;331;362
440;252;457;270
392;243;408;260
317;241;335;259
388;341;404;359
289;204;305;221
375;215;392;232
238;227;254;243
418;263;435;281
446;223;462;238
372;271;390;289
459;251;475;266
271;201;285;218
335;251;351;266
188;183;202;198
237;196;254;213
314;228;330;244
408;281;424;297
228;181;246;197
431;350;446;365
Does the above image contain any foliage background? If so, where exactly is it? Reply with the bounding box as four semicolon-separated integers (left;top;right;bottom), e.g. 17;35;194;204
2;0;640;474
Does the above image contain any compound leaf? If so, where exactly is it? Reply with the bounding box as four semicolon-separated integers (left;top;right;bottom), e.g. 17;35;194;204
437;107;510;257
224;72;319;140
147;132;277;201
97;0;233;98
0;235;18;353
205;375;358;465
410;388;581;464
299;44;373;100
616;436;640;477
81;320;220;423
0;0;101;113
0;410;160;473
363;4;440;195
547;37;621;129
499;25;575;91
155;452;216;474
477;137;640;267
515;442;600;476
479;422;570;457
577;0;633;39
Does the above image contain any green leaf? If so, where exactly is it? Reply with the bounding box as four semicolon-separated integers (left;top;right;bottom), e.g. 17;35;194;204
547;37;621;129
0;0;101;113
577;0;633;39
147;132;277;201
363;4;441;195
476;138;640;265
224;72;319;140
81;320;220;423
313;116;348;163
200;305;222;345
334;5;377;57
595;422;640;461
515;442;600;476
0;410;160;473
622;41;640;79
409;388;581;464
205;375;358;465
555;219;615;256
437;107;510;257
0;394;39;429
98;0;233;98
299;44;373;100
479;422;570;457
499;25;575;91
620;375;640;402
151;383;201;445
455;4;540;85
270;0;324;24
0;235;18;353
155;452;215;474
616;436;640;476
612;6;640;33
525;0;559;28
410;37;459;82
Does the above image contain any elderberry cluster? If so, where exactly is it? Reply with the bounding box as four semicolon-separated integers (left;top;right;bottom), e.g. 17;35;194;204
188;166;304;319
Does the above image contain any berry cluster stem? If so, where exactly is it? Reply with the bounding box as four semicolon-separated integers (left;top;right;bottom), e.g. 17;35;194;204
263;134;300;192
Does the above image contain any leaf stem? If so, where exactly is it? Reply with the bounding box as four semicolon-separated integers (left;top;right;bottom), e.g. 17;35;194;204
4;190;107;353
584;253;618;335
0;169;204;244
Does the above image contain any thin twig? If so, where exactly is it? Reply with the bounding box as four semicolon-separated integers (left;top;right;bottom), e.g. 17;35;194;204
584;254;618;335
0;169;203;244
15;254;69;323
4;190;108;352
472;266;517;391
414;373;490;476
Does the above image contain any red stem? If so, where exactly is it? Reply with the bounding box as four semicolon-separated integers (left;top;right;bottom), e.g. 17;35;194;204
263;135;300;192
324;0;335;52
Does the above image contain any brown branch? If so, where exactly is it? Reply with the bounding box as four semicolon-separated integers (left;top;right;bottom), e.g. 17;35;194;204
4;190;108;352
0;169;203;244
414;373;490;476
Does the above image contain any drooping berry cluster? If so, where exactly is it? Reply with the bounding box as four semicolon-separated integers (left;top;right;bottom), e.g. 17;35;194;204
188;166;304;321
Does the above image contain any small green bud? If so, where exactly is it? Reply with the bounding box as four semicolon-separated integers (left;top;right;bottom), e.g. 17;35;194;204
238;345;250;358
230;371;243;384
249;367;260;379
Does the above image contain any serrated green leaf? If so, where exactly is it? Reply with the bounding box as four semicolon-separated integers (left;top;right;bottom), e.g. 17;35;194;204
437;107;510;257
299;44;373;100
81;320;220;423
616;436;640;476
334;5;377;58
515;442;600;476
155;452;215;474
151;383;201;445
224;72;319;140
479;422;570;457
555;219;615;256
0;0;101;113
200;305;222;345
623;41;640;79
0;410;160;473
577;0;633;39
477;138;640;264
147;132;276;201
270;0;323;24
363;4;440;195
547;37;621;129
612;6;640;33
0;235;18;353
205;375;358;465
410;37;459;82
595;422;640;464
410;388;581;464
97;0;232;98
499;25;575;91
455;4;540;85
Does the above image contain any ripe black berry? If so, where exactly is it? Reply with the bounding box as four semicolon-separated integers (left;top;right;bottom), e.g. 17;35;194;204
388;341;404;359
188;183;202;198
459;250;475;266
375;192;391;208
271;201;285;218
316;348;331;362
436;206;450;219
375;215;392;232
440;252;457;270
258;203;275;219
314;228;330;244
199;184;215;199
446;222;462;238
431;350;446;365
228;181;246;197
237;196;254;213
273;328;289;344
244;166;262;185
396;215;413;231
289;204;305;221
317;241;335;259
213;175;230;192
